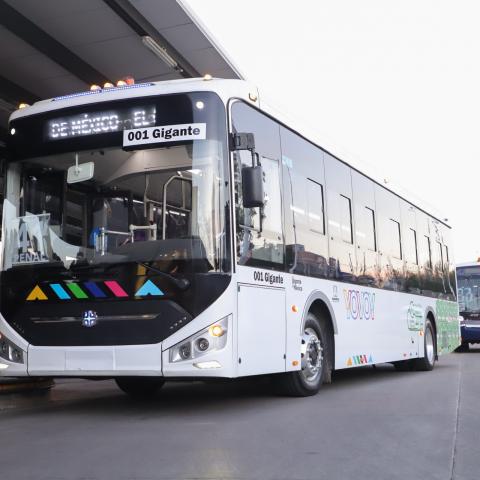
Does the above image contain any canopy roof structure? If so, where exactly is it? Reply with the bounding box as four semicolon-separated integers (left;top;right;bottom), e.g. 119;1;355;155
0;0;242;149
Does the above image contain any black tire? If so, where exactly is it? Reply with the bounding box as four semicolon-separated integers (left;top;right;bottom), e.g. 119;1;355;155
414;319;436;371
455;343;470;353
115;377;165;398
273;311;333;397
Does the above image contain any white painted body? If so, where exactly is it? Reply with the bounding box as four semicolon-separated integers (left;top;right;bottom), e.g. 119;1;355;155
0;265;450;377
0;78;458;378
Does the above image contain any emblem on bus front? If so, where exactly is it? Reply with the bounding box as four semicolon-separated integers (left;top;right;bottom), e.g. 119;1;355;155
82;310;98;328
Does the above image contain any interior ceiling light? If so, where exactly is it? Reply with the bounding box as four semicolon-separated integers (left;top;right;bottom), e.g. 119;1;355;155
142;35;178;69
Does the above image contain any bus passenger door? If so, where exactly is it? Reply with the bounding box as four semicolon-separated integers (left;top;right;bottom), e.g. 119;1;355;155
237;283;286;376
230;100;287;376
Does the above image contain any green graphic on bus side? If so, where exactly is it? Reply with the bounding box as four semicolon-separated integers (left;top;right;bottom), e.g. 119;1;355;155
407;301;423;331
435;299;460;354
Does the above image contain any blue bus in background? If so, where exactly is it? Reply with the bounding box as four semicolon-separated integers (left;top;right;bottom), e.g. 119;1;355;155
457;262;480;351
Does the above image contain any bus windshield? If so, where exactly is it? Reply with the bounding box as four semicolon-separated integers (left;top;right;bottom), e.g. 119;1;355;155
457;266;480;314
3;142;228;274
3;92;230;276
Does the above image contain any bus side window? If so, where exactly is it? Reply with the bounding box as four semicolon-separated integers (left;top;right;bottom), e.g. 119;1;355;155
362;207;377;252
351;171;377;285
436;241;444;272
339;195;353;244
405;228;418;265
280;126;328;277
421;235;432;269
324;155;356;280
306;179;325;235
231;101;285;270
388;219;402;260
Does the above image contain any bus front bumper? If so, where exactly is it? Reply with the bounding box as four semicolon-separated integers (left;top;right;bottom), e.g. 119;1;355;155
0;342;164;378
460;324;480;344
0;311;235;378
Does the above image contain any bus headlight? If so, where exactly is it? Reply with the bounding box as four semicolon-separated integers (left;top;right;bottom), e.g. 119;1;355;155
0;333;24;364
169;316;229;363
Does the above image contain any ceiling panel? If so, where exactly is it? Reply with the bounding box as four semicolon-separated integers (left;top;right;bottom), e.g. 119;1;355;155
0;25;38;60
72;35;172;81
0;0;242;133
3;53;75;82
21;6;134;48
4;0;106;21
1;66;84;101
182;47;235;77
130;0;190;30
0;110;11;128
31;75;89;99
159;23;212;53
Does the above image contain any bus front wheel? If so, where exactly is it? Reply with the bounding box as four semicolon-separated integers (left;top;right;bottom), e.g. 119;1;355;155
273;312;332;397
115;377;165;398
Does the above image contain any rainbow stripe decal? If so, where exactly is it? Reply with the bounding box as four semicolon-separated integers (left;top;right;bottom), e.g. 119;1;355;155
346;354;373;367
26;280;164;301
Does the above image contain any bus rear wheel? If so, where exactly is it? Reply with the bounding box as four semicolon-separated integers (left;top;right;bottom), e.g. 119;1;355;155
273;312;332;397
115;377;165;398
414;319;436;371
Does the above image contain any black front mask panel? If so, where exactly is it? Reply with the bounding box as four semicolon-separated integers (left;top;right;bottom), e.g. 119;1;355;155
1;264;230;346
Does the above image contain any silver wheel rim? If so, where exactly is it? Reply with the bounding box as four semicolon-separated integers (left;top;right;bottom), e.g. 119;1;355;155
425;326;435;365
301;327;323;384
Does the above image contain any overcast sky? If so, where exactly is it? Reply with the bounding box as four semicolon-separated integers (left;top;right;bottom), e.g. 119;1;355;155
185;0;479;263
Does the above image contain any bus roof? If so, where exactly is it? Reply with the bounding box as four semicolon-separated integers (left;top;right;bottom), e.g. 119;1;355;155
8;77;450;229
457;262;480;268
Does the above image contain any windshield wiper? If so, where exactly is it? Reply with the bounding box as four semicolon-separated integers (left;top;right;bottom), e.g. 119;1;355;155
137;262;190;291
70;259;190;291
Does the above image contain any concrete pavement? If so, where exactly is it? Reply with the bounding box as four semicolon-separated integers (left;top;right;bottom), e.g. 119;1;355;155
0;348;478;480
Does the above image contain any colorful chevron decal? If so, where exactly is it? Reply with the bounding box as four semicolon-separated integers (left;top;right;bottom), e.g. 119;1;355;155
83;282;107;298
104;280;128;298
25;279;164;301
66;283;88;299
50;283;71;300
26;285;48;301
135;280;164;297
346;354;374;367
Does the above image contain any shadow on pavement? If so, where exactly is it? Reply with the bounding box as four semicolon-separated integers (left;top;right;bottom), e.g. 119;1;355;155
0;362;419;417
2;348;467;418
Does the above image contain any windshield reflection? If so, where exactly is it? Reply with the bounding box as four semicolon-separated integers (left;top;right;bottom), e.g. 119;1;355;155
457;266;480;313
2;141;229;274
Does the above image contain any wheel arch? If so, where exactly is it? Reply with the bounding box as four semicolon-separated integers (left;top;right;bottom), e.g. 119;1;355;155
301;290;338;334
301;290;337;371
425;307;438;360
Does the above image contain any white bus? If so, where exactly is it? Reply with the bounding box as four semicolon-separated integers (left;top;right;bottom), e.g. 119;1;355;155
0;78;460;396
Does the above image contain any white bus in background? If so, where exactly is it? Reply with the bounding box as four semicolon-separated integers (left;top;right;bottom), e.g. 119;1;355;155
0;77;459;397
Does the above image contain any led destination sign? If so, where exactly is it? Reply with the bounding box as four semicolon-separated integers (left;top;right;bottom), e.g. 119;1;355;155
47;107;156;140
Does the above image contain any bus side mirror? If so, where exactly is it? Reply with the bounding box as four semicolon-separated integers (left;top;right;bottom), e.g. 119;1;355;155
231;132;264;208
242;165;264;208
